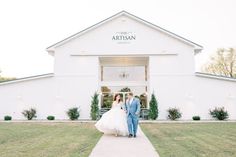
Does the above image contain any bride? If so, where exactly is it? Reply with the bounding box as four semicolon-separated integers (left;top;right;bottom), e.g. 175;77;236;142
95;94;128;136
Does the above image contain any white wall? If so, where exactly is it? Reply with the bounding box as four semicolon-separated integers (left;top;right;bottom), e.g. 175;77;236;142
0;60;99;120
149;55;236;119
0;77;55;119
53;51;100;119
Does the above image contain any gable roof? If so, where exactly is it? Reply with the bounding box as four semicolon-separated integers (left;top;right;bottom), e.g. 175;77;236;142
46;10;203;55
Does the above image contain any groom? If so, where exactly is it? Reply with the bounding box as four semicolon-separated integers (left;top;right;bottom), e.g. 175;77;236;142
125;92;140;138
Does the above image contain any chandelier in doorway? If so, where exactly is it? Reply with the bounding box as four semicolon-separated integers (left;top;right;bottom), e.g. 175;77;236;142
119;71;129;79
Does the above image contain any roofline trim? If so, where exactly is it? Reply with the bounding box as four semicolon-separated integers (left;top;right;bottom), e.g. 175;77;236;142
0;73;54;86
195;72;236;82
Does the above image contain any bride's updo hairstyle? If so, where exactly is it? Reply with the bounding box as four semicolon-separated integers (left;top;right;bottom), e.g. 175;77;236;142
114;94;121;103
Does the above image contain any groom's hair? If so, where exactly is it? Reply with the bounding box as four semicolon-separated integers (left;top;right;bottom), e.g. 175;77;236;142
128;92;133;96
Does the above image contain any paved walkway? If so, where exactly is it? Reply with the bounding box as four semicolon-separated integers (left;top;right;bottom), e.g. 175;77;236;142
89;127;159;157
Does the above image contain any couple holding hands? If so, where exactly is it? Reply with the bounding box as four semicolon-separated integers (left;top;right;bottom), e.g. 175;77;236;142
95;92;140;138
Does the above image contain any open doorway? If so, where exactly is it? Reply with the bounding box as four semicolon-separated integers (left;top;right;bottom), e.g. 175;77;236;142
100;86;148;109
99;56;149;118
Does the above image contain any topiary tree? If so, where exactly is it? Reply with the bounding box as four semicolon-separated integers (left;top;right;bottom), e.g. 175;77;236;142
90;92;99;120
148;93;158;120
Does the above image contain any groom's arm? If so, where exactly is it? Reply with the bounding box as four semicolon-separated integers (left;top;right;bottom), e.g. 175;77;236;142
135;99;141;115
121;102;126;111
124;101;128;113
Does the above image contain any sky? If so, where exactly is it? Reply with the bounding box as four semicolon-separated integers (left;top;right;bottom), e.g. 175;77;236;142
0;0;235;78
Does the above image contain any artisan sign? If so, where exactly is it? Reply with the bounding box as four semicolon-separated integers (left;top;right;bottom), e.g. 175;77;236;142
112;32;136;43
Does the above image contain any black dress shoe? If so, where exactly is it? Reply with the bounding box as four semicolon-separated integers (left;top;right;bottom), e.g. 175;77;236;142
128;134;133;138
133;135;136;138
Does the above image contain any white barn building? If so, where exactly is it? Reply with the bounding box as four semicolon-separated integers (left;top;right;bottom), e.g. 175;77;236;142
1;11;236;120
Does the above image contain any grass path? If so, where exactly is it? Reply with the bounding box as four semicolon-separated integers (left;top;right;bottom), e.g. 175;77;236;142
141;123;236;157
0;123;102;157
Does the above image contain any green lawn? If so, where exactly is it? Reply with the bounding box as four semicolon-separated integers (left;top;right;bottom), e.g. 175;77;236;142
0;123;102;157
141;123;236;157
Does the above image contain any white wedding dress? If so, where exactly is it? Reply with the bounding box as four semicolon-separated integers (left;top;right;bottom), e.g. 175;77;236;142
95;101;129;136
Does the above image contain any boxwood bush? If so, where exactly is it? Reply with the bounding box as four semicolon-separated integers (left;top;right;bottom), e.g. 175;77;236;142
192;116;201;121
167;107;182;120
4;115;12;121
209;107;229;120
47;115;55;120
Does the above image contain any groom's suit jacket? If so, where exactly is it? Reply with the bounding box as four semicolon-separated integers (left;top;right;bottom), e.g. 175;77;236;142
125;98;141;117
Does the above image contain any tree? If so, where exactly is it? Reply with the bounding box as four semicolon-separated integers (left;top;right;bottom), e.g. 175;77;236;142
90;92;99;120
148;93;158;120
202;48;236;78
101;86;111;92
0;69;16;82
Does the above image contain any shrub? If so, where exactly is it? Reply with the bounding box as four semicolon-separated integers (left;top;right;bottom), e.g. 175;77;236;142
22;108;37;120
67;107;80;120
148;93;158;120
4;115;12;121
90;92;99;120
167;107;182;120
47;116;55;120
209;107;229;120
192;116;201;121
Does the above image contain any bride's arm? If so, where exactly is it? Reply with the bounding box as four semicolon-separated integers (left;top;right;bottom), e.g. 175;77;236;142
111;101;116;108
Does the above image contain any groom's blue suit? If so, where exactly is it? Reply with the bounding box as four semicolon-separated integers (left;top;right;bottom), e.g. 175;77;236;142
125;97;141;136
